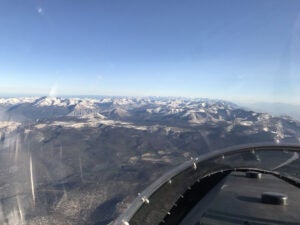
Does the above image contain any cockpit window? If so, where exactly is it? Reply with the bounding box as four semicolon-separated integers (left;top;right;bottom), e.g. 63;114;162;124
0;1;299;224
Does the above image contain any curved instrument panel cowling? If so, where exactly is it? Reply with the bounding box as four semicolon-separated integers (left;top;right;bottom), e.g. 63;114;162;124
114;143;300;225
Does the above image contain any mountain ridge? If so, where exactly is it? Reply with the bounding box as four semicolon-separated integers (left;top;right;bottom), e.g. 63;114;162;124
0;96;300;224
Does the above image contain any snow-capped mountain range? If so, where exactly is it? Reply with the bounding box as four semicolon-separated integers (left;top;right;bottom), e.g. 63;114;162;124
1;96;299;144
0;96;300;224
0;96;274;123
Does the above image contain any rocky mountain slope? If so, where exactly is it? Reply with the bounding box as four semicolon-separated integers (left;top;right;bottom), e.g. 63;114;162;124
0;96;299;224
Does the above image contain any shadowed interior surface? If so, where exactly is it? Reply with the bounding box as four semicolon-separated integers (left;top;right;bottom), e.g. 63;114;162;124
181;172;300;225
114;144;300;225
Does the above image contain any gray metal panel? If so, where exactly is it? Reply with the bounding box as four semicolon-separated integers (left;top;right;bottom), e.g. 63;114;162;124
197;173;300;225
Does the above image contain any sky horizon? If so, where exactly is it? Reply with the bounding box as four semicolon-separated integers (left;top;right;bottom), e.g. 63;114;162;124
1;0;300;104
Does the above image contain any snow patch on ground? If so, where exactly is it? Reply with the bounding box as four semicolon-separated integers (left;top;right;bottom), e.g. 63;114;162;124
0;97;37;105
34;117;148;131
263;127;269;132
239;121;254;126
0;121;21;133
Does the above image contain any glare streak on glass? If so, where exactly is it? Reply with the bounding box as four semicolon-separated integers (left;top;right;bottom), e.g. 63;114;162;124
16;194;24;224
29;154;36;206
14;135;19;164
272;152;299;170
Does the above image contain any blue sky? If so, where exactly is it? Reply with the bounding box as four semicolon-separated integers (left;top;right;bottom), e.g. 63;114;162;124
0;0;300;103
